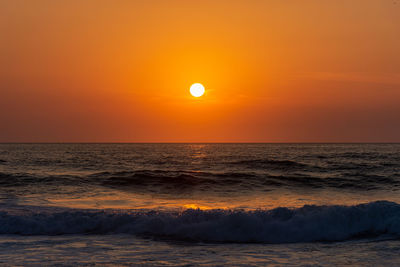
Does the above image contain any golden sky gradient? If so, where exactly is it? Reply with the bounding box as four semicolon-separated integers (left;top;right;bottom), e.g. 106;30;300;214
1;0;399;142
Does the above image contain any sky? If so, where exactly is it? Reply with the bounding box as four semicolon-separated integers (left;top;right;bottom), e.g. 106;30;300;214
1;0;399;142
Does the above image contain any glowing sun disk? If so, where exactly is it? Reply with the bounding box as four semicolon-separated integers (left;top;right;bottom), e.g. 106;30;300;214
190;83;205;97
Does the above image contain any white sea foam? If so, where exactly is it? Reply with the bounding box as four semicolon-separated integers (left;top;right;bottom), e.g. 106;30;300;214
1;201;399;243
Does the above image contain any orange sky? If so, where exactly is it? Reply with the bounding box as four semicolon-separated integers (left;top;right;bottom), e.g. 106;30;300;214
1;0;399;142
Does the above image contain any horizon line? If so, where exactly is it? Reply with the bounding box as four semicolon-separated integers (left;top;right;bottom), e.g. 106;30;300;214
1;142;399;144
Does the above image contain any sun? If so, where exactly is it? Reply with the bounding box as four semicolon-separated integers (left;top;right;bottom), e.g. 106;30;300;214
190;83;205;97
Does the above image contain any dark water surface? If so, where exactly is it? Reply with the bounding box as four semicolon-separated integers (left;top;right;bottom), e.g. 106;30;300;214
0;143;400;265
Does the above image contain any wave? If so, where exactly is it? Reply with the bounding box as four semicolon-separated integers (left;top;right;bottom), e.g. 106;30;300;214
0;170;261;194
95;170;260;189
263;174;400;190
1;201;400;243
1;170;399;192
0;172;84;187
95;170;218;187
230;159;308;170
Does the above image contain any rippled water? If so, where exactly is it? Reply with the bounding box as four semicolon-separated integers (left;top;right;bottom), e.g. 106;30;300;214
0;143;399;265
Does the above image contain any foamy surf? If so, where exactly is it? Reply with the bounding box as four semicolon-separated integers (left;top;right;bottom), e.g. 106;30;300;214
1;201;399;244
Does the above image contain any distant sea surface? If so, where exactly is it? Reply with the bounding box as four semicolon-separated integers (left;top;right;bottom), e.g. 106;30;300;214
0;143;400;266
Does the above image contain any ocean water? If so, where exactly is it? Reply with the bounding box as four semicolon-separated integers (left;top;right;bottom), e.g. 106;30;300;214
0;143;400;266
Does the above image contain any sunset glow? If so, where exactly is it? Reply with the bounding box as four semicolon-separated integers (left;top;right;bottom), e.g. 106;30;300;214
0;0;399;142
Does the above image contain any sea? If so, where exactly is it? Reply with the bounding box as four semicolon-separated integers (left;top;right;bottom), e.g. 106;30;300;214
0;143;399;266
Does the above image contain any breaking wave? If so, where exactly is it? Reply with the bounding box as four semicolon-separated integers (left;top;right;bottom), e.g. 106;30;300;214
1;201;400;243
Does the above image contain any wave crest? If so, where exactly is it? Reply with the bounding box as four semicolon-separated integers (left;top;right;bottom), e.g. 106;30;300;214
1;201;400;243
